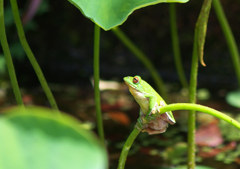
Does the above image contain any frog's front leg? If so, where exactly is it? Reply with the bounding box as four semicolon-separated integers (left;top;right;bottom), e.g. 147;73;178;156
145;95;158;121
136;97;158;129
160;101;165;107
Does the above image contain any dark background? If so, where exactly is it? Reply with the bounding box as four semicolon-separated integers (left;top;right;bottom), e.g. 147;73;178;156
1;0;240;168
2;0;240;92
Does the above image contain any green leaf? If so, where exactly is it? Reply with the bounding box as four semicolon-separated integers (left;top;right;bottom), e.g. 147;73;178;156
68;0;189;30
226;90;240;108
0;106;108;169
196;0;212;66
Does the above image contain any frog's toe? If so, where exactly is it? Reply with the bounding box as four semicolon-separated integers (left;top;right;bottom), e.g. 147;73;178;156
146;115;155;122
160;101;166;107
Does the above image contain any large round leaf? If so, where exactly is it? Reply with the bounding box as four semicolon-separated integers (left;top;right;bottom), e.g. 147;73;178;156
68;0;189;30
226;90;240;108
0;106;108;169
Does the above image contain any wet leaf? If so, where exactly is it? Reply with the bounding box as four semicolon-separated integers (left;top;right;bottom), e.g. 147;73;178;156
68;0;189;30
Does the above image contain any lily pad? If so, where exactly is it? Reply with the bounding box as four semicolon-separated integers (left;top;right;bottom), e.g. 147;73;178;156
68;0;189;30
226;90;240;108
0;106;108;169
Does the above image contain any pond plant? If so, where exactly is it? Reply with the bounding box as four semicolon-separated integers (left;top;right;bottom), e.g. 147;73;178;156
0;0;240;169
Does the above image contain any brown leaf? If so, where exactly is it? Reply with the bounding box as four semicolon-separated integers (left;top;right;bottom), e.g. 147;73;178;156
106;111;130;126
198;142;236;158
196;123;223;147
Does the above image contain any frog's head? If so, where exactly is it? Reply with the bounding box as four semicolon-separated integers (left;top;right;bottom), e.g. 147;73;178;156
123;76;146;94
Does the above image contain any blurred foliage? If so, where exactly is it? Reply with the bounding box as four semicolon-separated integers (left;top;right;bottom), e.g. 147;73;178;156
197;88;211;101
226;90;240;108
219;113;240;141
176;165;214;169
0;0;50;63
0;54;6;74
137;127;183;147
216;144;240;164
4;6;15;26
162;142;188;165
0;106;108;169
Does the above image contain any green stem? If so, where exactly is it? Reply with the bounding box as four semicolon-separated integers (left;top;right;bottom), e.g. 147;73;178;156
111;27;169;102
118;102;240;169
169;4;188;88
0;0;24;106
159;103;240;129
94;25;104;143
213;0;240;88
188;31;198;169
117;127;141;169
9;0;59;111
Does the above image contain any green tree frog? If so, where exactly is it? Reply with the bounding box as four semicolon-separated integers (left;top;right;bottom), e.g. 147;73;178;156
124;75;175;135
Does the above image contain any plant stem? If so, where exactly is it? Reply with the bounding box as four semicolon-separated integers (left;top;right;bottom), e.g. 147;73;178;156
111;27;169;102
94;25;105;143
117;127;140;169
10;0;59;111
0;0;24;106
159;103;240;129
118;102;240;169
169;4;188;88
188;31;198;169
213;0;240;88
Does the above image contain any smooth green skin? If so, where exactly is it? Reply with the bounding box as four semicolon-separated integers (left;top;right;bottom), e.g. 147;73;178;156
124;76;175;125
68;0;189;30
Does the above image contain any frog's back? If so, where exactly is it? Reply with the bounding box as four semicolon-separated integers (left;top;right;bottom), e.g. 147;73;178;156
141;80;163;103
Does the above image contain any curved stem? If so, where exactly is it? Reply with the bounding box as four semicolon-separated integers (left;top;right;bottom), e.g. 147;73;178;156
118;102;240;169
169;4;188;88
94;25;105;143
159;103;240;129
111;27;169;102
0;0;24;106
187;30;198;169
213;0;240;88
117;127;141;169
10;0;59;111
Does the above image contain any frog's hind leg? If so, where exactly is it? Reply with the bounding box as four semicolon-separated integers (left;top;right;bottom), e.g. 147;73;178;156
160;113;175;125
136;109;149;131
142;127;167;135
159;101;175;125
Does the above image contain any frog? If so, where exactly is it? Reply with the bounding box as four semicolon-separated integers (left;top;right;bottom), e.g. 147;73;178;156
123;75;175;135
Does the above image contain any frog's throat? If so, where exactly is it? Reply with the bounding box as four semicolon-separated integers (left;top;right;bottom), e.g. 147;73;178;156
128;85;146;99
126;83;145;94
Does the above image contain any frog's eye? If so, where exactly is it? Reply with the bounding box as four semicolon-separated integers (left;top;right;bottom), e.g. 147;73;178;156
133;76;139;83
